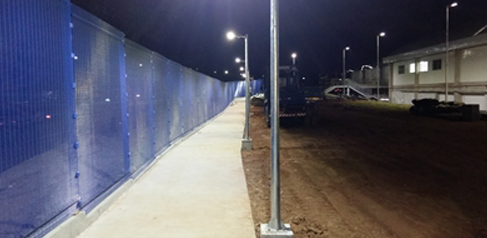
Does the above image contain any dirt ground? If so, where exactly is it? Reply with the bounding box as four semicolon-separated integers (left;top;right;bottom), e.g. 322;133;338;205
241;100;487;238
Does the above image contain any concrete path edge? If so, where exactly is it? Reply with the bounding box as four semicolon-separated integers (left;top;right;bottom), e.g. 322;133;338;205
43;101;238;238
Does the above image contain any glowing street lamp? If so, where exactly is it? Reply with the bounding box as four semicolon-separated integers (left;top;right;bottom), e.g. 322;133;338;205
225;70;229;75
342;46;350;97
226;30;252;150
291;53;297;65
226;31;236;40
377;32;386;99
445;2;458;101
240;66;245;71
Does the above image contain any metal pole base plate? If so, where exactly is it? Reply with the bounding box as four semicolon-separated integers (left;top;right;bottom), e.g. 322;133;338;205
260;224;294;238
241;138;253;151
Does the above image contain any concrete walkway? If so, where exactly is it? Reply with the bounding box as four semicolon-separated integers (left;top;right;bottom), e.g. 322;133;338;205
76;99;255;238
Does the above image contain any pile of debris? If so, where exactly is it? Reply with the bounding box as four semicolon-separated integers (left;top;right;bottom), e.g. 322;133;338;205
410;98;480;121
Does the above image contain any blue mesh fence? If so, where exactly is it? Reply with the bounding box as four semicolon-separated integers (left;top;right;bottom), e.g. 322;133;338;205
182;68;195;132
0;0;78;237
167;61;183;141
72;6;129;210
125;40;155;174
152;53;171;155
235;79;263;97
0;1;238;237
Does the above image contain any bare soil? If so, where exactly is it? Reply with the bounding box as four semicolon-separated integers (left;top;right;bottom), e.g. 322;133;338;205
242;100;487;238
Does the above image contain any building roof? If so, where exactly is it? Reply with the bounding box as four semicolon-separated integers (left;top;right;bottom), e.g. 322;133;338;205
383;33;487;64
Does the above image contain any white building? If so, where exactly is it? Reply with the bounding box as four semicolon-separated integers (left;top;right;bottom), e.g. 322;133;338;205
384;33;487;110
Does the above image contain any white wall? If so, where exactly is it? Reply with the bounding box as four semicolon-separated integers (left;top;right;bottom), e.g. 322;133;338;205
391;91;415;104
460;45;487;83
463;95;486;110
417;93;436;99
418;53;456;85
393;60;415;86
438;94;455;101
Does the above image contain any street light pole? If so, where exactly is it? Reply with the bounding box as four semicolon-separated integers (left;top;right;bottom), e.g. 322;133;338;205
342;47;350;97
269;0;282;230
377;32;385;99
243;35;251;148
445;2;458;102
261;0;293;237
291;53;297;66
226;31;252;150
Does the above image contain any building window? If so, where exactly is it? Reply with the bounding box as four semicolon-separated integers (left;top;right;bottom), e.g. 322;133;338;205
419;61;429;72
433;59;442;70
398;65;405;74
409;63;416;73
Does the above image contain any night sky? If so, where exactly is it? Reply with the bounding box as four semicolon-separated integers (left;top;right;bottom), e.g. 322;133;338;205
71;0;487;82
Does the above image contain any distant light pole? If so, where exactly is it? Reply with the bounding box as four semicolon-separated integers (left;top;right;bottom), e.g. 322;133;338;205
227;31;252;150
376;32;386;99
445;2;458;101
291;53;297;66
342;46;350;97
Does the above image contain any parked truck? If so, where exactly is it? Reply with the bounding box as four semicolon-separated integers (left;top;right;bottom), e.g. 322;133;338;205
263;66;316;127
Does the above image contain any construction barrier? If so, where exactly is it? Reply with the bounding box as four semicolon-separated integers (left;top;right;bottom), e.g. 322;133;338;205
0;1;238;237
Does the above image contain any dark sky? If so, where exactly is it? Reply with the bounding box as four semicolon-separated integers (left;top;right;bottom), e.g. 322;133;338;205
71;0;487;81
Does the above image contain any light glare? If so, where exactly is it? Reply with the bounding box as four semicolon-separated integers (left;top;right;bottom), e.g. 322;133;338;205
409;63;416;73
419;61;429;72
235;58;241;63
226;31;236;40
291;53;297;59
450;2;458;7
380;32;386;37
